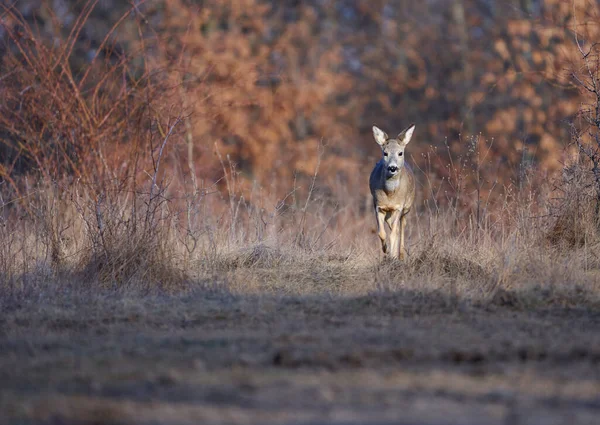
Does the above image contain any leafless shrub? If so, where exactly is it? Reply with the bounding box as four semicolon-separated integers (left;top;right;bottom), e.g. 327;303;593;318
0;3;190;289
549;30;600;246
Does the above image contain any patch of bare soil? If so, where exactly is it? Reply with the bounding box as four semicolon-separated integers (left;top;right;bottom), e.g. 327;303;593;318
1;289;600;425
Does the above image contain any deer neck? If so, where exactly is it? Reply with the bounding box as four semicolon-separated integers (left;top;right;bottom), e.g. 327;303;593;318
383;172;402;194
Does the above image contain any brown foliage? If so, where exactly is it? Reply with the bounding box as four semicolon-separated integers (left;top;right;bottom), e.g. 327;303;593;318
0;0;598;204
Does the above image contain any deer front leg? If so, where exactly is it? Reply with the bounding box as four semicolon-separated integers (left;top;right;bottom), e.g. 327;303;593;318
399;213;407;260
375;208;387;254
388;210;401;259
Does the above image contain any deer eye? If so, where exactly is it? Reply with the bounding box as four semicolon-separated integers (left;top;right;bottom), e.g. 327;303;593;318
398;152;403;156
384;152;388;157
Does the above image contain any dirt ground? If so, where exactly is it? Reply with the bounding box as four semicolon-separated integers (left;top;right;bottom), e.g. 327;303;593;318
1;286;600;425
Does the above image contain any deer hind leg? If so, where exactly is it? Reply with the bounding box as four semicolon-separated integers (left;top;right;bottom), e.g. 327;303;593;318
399;213;408;260
388;210;402;259
375;208;388;254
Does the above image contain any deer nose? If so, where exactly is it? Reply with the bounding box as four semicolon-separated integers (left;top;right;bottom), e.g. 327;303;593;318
388;165;398;173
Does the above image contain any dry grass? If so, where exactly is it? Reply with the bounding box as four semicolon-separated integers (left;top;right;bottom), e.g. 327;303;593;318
0;2;598;305
2;283;600;425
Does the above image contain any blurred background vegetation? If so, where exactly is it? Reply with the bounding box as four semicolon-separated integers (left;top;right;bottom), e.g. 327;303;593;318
0;0;598;215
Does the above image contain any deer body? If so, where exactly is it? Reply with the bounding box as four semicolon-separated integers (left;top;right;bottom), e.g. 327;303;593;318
369;125;416;259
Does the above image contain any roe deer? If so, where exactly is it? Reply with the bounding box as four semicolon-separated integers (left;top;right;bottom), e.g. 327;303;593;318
369;124;416;260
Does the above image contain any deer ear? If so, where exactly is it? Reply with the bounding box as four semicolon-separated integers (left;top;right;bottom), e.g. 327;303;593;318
372;125;388;146
398;124;415;146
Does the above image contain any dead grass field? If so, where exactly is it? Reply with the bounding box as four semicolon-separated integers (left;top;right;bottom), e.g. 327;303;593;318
3;3;600;423
2;252;600;425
